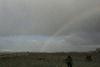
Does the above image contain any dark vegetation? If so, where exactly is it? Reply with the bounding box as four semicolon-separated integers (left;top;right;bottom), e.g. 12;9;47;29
0;52;99;67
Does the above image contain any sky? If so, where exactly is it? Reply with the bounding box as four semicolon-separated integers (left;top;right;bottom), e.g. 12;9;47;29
0;0;100;52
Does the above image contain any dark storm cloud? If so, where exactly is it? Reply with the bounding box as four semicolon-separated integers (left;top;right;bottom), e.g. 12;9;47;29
65;32;100;45
59;12;100;35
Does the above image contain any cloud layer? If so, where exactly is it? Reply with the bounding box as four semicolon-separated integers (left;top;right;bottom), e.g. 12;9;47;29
0;0;100;52
0;0;99;36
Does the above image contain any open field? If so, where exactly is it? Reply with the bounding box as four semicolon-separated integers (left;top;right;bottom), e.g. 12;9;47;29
0;52;99;67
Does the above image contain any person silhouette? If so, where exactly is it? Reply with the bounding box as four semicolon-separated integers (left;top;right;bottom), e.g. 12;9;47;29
64;56;73;67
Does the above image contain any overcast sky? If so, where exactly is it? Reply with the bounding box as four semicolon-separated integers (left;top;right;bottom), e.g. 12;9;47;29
0;0;100;52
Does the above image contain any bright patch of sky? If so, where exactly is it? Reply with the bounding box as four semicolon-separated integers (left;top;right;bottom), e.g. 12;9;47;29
0;35;100;52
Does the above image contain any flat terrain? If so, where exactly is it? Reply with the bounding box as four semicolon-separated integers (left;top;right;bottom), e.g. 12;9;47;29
0;52;99;67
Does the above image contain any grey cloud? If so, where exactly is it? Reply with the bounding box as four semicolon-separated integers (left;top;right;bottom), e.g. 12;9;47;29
0;33;100;52
42;33;100;52
0;0;99;36
66;33;100;45
0;0;100;52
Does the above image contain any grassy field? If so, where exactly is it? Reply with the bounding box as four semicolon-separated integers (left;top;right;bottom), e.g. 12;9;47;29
0;52;99;67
